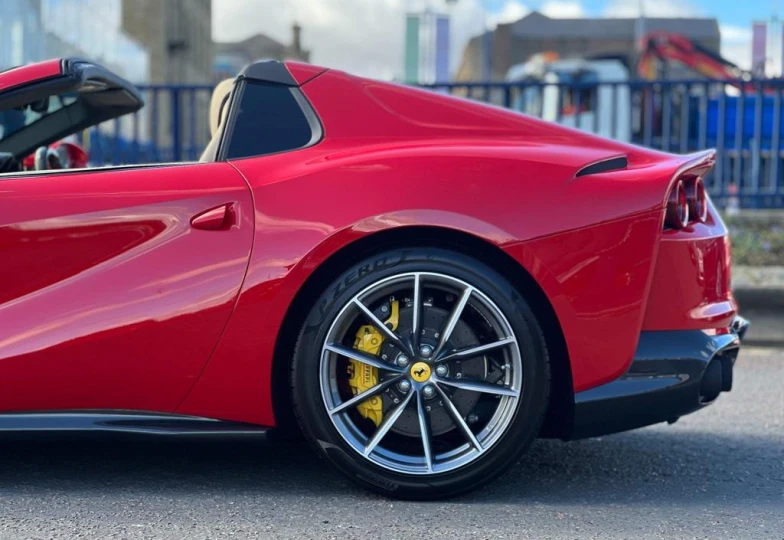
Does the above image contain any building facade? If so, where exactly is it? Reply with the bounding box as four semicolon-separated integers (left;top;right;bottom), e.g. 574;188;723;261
0;0;150;150
121;0;213;153
0;0;46;69
40;0;149;83
0;0;213;160
121;0;212;84
456;12;722;81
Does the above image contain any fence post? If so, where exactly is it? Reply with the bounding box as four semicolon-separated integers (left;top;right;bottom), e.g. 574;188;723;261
698;83;708;151
132;110;140;164
734;87;745;204
189;90;197;161
716;86;726;197
752;83;763;198
679;84;689;153
610;83;617;140
171;88;181;163
662;83;672;152
151;88;159;163
113;117;121;165
643;84;654;148
772;88;781;197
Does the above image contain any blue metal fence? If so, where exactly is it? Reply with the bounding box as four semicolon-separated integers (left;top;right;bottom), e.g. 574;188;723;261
83;84;214;165
82;79;784;208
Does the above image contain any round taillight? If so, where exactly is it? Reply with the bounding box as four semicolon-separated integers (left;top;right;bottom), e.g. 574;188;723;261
666;180;690;229
688;177;708;223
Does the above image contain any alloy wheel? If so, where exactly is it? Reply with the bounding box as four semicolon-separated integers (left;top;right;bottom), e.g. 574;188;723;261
319;272;523;475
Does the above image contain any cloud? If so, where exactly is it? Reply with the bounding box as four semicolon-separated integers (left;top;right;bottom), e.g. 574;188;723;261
720;25;752;43
487;1;530;27
603;0;701;17
482;0;585;26
541;1;585;18
720;25;753;71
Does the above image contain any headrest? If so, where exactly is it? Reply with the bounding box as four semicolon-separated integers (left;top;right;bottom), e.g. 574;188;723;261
209;78;235;137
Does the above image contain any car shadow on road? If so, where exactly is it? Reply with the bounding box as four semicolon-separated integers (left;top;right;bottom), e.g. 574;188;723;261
0;428;779;505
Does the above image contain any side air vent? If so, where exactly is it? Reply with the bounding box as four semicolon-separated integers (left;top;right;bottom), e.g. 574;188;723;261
575;156;628;178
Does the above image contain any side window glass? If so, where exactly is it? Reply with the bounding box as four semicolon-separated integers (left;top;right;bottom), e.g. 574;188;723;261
224;81;315;159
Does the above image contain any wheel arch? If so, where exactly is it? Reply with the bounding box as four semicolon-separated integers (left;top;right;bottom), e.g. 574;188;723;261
271;225;574;439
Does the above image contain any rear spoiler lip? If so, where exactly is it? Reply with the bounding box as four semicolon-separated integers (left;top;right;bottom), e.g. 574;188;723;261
671;149;716;176
664;149;716;204
652;149;717;229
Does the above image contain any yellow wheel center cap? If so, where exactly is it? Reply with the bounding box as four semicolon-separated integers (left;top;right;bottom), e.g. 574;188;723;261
410;362;431;383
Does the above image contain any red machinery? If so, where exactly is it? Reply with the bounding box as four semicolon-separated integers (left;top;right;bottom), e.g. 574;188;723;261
639;31;752;84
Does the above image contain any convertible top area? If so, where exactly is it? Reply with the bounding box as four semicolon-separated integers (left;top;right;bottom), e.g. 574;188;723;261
0;58;143;159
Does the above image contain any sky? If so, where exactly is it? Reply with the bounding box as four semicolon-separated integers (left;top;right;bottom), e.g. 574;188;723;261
213;0;776;80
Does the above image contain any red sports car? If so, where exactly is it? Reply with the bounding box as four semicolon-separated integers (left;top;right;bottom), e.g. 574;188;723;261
0;58;748;499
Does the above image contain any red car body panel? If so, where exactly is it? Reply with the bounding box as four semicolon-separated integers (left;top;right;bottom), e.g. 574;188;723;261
0;60;737;430
0;59;62;92
642;210;736;331
285;61;329;85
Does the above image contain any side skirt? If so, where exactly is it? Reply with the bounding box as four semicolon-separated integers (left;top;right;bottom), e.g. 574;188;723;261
0;411;268;436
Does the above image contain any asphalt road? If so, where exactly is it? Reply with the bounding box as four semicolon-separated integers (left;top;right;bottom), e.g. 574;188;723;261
0;348;781;540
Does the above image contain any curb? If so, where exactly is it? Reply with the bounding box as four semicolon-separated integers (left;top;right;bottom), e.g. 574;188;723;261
733;287;784;347
734;287;784;310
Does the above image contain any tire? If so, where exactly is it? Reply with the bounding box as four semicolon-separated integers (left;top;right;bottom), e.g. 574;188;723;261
291;247;550;499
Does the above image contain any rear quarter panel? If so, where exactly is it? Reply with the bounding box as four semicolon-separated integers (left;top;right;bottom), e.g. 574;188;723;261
180;69;685;424
178;145;676;424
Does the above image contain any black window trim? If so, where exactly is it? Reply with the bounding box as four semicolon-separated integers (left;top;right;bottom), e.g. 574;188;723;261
216;77;323;162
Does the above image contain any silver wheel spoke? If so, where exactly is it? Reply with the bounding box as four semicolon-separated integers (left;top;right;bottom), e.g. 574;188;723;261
433;286;472;358
329;375;405;415
434;383;482;451
321;271;522;476
411;273;422;349
324;343;405;373
435;377;519;397
416;390;434;473
436;337;516;363
364;391;414;456
353;299;411;355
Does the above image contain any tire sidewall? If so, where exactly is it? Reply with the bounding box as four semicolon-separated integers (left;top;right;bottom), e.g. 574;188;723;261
292;247;549;499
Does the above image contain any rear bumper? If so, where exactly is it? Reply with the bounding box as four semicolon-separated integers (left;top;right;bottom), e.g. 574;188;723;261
570;316;749;440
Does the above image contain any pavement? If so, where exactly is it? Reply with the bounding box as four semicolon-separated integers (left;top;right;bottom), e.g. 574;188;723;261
0;347;782;540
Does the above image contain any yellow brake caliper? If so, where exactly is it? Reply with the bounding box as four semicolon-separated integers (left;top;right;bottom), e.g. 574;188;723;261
348;299;399;427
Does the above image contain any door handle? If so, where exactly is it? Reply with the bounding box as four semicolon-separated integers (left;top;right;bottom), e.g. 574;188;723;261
191;203;235;231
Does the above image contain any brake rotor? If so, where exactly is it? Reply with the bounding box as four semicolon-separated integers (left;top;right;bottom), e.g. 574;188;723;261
382;305;487;438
